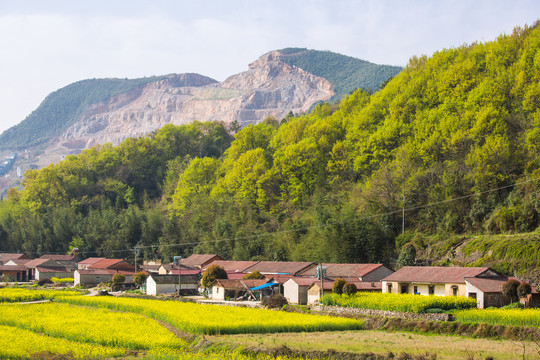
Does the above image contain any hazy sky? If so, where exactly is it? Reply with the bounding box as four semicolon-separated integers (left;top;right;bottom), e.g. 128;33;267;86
0;0;538;134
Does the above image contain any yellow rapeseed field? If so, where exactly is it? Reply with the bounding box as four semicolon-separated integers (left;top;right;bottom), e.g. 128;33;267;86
57;296;363;334
322;292;477;313
453;308;540;327
0;302;186;350
0;324;125;359
0;287;82;302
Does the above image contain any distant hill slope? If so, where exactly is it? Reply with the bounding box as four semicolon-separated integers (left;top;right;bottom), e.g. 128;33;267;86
0;49;401;153
278;48;402;99
0;76;171;151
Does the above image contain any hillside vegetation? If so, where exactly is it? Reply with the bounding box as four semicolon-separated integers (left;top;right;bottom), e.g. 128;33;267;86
1;23;539;283
278;48;402;98
0;76;166;150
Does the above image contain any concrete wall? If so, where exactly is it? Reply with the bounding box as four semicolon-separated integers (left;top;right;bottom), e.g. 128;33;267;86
36;270;73;281
283;280;309;304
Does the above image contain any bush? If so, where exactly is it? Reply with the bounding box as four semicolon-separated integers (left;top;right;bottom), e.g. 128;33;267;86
132;272;148;288
51;277;74;284
502;279;520;302
342;283;357;295
261;294;288;309
332;279;347;295
202;265;227;288
37;278;53;286
112;274;125;285
517;282;532;298
242;271;264;280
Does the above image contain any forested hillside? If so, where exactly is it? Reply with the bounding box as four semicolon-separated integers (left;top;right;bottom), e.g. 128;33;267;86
1;24;539;282
278;48;402;98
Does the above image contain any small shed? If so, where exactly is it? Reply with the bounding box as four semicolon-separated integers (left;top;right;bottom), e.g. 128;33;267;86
282;277;318;305
146;274;200;296
211;279;269;301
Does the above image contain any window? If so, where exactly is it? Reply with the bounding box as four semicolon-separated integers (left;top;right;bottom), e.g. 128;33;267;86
387;284;392;293
469;292;477;299
96;277;100;283
413;286;418;294
400;285;408;294
428;285;435;295
452;286;458;296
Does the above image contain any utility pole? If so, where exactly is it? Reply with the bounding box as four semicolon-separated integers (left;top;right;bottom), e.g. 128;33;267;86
134;247;137;273
402;180;405;235
173;256;182;296
319;263;325;303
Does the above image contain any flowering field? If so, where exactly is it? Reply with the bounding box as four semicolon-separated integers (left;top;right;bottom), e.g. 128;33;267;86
322;292;477;313
0;302;186;350
0;287;82;302
0;324;125;359
57;296;363;334
453;308;540;328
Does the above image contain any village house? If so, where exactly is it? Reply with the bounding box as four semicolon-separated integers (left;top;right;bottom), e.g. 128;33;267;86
23;258;73;281
381;266;500;297
74;258;136;286
180;254;223;269
211;279;273;301
145;274;200;296
242;261;317;276
0;253;29;265
283;277;318;305
307;279;382;305
77;257;106;270
464;275;540;308
297;263;394;282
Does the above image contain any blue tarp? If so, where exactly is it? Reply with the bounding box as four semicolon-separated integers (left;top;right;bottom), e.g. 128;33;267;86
250;282;278;291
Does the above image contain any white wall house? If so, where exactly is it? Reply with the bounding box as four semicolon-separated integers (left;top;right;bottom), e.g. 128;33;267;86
146;274;199;296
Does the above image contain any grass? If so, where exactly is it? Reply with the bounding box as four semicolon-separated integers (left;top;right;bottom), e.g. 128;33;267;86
209;330;540;360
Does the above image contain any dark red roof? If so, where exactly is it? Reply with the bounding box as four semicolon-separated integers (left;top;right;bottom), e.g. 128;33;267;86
285;277;319;287
24;258;57;268
298;263;384;278
77;269;135;276
36;266;70;273
465;276;520;293
88;259;124;269
310;280;382;291
243;261;316;275
383;266;490;284
39;254;77;261
0;265;27;271
0;253;29;262
78;257;106;265
181;254;222;268
204;260;259;273
169;269;202;276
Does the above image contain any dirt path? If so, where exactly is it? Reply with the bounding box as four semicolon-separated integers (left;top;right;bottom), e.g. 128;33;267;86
156;319;196;343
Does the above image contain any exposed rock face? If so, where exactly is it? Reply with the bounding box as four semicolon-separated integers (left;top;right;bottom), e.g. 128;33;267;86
57;51;334;150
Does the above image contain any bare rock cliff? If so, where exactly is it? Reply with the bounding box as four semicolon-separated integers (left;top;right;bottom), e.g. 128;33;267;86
56;51;334;150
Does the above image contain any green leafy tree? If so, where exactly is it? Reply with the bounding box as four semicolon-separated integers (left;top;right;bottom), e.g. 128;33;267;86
112;273;126;285
342;283;358;295
502;279;521;303
517;282;532;299
397;243;417;267
133;272;148;288
202;265;227;289
332;278;347;295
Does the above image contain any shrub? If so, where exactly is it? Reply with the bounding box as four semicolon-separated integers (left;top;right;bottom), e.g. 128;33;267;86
517;282;532;299
132;272;148;288
261;294;288;309
332;278;347;295
37;278;53;286
202;265;227;288
342;283;357;295
112;274;125;285
242;271;264;280
502;279;520;302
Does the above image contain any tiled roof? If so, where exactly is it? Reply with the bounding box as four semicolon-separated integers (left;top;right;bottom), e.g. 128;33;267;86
266;274;294;284
0;265;28;271
76;269;135;276
39;254;78;261
465;276;519;293
298;263;384;278
149;274;200;284
88;259;124;269
243;261;316;275
203;260;259;273
168;269;202;276
213;279;268;290
0;253;29;262
78;257;106;265
181;254;222;268
24;258;57;268
383;266;490;284
4;259;31;265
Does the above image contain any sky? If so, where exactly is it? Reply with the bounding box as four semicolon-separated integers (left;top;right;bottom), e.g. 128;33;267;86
0;0;539;135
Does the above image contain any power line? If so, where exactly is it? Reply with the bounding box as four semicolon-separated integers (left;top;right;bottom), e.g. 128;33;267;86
8;175;540;257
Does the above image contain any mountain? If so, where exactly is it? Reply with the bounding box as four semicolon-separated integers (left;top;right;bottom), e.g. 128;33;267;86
0;49;401;161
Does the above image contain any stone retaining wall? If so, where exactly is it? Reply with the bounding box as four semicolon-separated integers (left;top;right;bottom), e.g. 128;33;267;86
311;305;454;321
